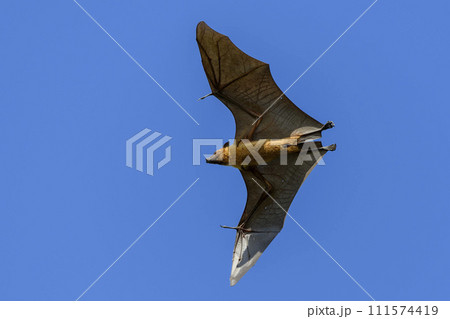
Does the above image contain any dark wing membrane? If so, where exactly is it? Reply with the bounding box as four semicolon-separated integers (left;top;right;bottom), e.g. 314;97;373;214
230;142;332;285
196;21;323;140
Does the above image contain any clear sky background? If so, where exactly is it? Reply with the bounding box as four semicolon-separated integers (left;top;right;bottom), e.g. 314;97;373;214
1;0;450;301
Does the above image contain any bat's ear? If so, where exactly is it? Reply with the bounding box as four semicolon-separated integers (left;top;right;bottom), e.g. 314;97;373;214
223;141;230;148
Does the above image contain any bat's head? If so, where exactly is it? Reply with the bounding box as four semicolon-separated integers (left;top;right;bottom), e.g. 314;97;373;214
206;141;230;165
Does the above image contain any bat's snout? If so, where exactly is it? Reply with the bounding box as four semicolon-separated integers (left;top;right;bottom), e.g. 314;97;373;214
206;152;224;165
205;155;218;164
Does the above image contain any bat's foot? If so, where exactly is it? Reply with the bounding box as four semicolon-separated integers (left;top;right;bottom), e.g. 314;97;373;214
322;144;337;151
292;121;335;142
323;121;335;131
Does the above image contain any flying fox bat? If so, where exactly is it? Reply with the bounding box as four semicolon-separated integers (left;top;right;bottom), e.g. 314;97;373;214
196;21;336;286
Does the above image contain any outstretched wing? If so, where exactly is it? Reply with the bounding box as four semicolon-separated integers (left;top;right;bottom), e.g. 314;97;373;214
196;21;324;140
230;142;335;285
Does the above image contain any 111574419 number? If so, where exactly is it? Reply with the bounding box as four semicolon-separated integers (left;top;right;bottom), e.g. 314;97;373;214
368;305;439;316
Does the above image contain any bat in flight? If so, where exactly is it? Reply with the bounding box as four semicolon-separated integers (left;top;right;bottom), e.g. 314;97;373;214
196;21;336;286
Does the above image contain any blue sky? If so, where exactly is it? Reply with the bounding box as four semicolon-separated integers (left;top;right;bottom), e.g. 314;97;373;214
1;0;450;300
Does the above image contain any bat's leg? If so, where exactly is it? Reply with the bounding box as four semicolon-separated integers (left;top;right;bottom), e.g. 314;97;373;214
294;121;335;141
